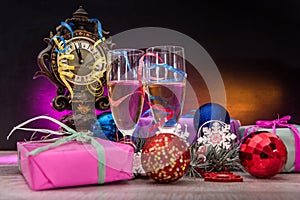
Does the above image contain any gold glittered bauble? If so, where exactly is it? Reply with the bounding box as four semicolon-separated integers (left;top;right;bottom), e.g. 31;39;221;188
141;133;190;183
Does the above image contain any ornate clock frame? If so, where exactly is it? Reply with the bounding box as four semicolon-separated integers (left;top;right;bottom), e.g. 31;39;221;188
36;6;112;131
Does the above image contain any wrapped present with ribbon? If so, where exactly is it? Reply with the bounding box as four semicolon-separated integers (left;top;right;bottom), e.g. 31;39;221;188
136;113;241;146
8;116;134;191
136;114;196;145
238;115;300;173
230;118;241;141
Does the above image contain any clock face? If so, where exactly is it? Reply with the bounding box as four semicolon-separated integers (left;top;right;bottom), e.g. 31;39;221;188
52;35;107;86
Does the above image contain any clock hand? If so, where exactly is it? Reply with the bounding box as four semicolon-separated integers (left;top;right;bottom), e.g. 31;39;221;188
74;44;84;64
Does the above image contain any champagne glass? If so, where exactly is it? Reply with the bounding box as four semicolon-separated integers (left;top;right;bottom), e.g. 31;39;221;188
107;49;145;143
145;45;187;134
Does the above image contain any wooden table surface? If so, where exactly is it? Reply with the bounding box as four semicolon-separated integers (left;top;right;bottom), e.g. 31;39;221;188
0;151;299;200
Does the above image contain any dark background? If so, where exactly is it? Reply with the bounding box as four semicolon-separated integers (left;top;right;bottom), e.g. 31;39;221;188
1;0;300;149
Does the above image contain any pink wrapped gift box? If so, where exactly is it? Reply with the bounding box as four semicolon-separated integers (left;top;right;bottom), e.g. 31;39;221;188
17;138;134;190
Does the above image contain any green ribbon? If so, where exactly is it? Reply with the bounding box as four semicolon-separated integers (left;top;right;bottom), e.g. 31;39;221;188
7;115;106;184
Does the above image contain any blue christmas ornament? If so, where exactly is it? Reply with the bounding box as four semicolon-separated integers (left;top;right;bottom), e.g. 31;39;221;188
91;112;123;142
193;103;230;139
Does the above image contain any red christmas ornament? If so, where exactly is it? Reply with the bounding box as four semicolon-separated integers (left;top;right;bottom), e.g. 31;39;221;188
141;133;190;183
239;131;287;178
203;172;243;182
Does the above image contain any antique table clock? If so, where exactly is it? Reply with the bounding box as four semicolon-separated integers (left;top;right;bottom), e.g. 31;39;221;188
36;6;112;131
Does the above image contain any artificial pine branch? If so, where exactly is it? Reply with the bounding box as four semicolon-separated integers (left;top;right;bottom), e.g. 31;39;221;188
186;141;246;178
133;137;147;153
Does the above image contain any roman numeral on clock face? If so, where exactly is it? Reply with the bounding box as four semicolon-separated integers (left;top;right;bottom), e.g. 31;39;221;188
74;75;82;83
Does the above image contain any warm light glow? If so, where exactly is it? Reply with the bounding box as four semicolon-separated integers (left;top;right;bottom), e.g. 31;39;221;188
222;64;284;125
227;81;283;123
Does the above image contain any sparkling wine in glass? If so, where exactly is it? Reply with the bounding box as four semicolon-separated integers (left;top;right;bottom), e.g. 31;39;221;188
107;49;145;142
145;45;186;134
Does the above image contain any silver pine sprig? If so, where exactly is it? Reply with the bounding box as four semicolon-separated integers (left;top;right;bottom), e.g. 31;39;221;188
186;141;246;178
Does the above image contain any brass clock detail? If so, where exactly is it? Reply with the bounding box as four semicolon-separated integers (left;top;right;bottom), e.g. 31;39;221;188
56;35;106;86
36;6;112;131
